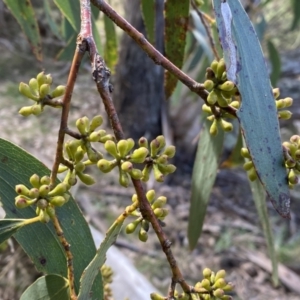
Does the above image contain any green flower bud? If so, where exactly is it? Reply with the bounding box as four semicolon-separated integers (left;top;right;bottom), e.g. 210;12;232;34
283;97;293;108
141;165;152;182
75;161;86;173
146;190;156;203
39;184;50;197
19;106;33;117
119;169;130;187
288;169;298;185
130;147;149;163
278;110;292;120
50;85;65;98
201;278;211;291
230;100;240;109
152;196;167;209
210;272;215;284
77;172;95;185
89;115;103;132
74;148;85;164
218;81;235;92
210;60;219;74
216;59;226;79
132;194;138;203
76;116;90;135
241;147;251;159
138;227;148;242
156;154;168;165
86;147;102;163
129;168;143;180
104;140;119;158
46;206;56;219
273;88;280;99
222;282;234;291
117;139;129;157
39;83;50;98
30;174;40;188
19;82;39;101
141;220;150;232
203;79;214;91
39;209;50;223
28;78;39;95
48;182;68;197
248;167;258;181
220;119;233;132
97;159;117;173
217;92;229;107
213;288;224;298
99;134;115;143
153;208;168;219
276;99;285;109
125;219;140;234
37;72;47;87
45;74;52;85
202;104;213;114
58;165;68;173
49;195;66;207
15;184;30;196
243;161;254;171
15;195;33;208
290;135;300;144
138;137;148;148
66;170;77;186
89;131;101;142
126;138;135;153
210;119;218;136
156;135;166;152
150;139;160;157
221;71;227;81
28;188;39;199
220;295;232;300
150;293;165;300
31;104;42;116
121;161;133;172
203;268;212;279
157;164;176;175
40;176;51;185
153;164;164;182
213;278;226;289
207;90;218;105
37;199;48;209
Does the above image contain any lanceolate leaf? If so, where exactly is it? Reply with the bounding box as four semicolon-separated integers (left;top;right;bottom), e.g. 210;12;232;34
104;15;118;72
188;119;224;250
20;275;69;300
3;0;42;61
78;216;124;300
44;0;62;40
213;0;290;218
0;219;28;244
164;0;190;99
267;39;281;87
290;0;300;31
0;138;102;298
141;0;156;45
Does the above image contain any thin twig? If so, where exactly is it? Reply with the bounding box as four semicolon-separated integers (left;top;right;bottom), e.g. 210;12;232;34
191;0;220;60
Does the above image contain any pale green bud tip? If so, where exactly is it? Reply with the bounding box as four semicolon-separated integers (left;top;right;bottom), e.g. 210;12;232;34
278;110;292;120
213;288;224;298
125;222;138;234
203;79;214;91
50;85;66;98
121;161;133;172
39;83;50;98
15;184;30;196
146;189;156;203
49;195;66;207
19;106;33;117
15;196;30;208
240;147;251;159
203;267;212;278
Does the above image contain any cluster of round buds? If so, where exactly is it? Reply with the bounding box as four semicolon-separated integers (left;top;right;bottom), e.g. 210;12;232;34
240;147;258;182
19;72;65;116
150;268;233;300
273;88;293;120
101;265;113;299
202;59;239;136
97;135;176;187
15;174;70;223
125;190;168;242
283;135;300;188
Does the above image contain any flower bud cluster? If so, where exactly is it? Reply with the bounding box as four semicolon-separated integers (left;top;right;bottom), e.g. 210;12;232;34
15;174;70;223
151;268;233;300
203;59;239;136
19;72;65;116
274;88;293;120
240;147;258;182
125;190;169;242
283;135;300;188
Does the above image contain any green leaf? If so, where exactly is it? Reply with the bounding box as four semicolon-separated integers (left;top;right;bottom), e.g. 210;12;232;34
3;0;42;61
0;219;27;244
290;0;300;31
267;39;281;87
56;33;77;61
44;0;62;39
188;119;224;250
213;0;290;218
104;15;118;72
54;0;80;32
0;138;102;299
78;219;124;300
141;0;156;45
164;0;190;99
20;274;70;300
249;175;278;286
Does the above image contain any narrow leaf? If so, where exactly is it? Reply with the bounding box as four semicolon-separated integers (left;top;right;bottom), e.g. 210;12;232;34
249;176;279;286
188;119;224;250
104;15;118;72
0;138;102;298
78;218;124;300
164;0;190;99
213;0;290;218
141;0;156;45
54;0;80;32
44;0;62;39
290;0;300;31
267;39;281;86
3;0;42;60
0;219;27;244
20;274;69;300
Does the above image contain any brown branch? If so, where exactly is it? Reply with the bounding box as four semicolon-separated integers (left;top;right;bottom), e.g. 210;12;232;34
191;0;220;60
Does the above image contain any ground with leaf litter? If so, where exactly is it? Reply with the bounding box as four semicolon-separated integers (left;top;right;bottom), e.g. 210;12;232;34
1;42;300;300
